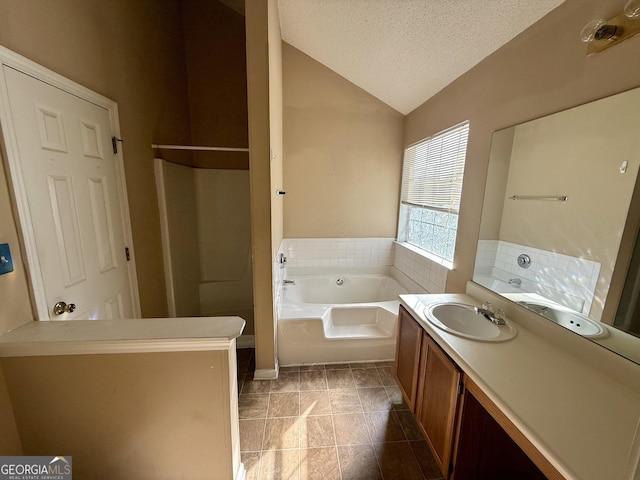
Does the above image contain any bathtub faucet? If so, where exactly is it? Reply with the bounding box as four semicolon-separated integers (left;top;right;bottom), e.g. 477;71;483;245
283;279;295;285
508;277;522;286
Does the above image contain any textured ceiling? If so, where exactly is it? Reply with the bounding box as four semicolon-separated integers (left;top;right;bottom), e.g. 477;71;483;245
278;0;564;114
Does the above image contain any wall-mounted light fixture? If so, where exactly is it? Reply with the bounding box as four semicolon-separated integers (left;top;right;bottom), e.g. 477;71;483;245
581;0;640;55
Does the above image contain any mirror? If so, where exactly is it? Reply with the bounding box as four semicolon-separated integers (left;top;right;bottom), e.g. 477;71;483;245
473;86;640;365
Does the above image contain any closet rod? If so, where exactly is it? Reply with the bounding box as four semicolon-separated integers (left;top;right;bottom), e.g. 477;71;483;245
152;143;249;152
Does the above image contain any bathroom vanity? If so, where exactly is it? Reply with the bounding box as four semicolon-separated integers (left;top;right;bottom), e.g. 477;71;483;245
396;293;640;480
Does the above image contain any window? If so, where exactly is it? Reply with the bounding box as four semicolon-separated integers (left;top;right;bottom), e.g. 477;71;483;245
397;121;469;266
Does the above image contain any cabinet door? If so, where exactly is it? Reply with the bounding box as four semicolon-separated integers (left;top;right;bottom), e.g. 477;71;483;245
453;390;546;480
416;334;461;477
394;305;423;411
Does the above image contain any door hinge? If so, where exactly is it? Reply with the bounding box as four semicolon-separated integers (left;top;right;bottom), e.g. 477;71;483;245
112;136;123;154
457;382;464;395
125;247;130;261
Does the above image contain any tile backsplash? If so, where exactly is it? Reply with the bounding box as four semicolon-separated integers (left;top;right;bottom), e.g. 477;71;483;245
475;240;600;315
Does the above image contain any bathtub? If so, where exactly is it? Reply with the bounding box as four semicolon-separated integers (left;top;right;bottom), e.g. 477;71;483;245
277;267;421;366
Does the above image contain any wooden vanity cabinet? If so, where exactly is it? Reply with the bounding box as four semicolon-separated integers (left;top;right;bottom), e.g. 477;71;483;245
396;305;561;480
452;385;547;480
395;305;423;411
395;305;462;476
415;333;462;477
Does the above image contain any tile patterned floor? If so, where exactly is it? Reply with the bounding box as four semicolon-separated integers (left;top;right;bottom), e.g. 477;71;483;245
236;349;445;480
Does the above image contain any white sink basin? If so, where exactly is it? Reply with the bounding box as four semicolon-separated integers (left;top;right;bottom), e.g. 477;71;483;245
533;305;608;339
425;303;517;342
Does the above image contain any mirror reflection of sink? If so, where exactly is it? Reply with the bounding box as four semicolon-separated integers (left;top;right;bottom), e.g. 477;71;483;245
518;302;608;339
425;303;517;342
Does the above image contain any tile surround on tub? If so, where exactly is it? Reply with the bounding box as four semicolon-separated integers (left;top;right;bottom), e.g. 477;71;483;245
393;242;447;294
475;240;600;315
281;238;395;268
275;238;446;295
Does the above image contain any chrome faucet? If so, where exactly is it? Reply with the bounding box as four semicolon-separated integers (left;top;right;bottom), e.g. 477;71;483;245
474;302;506;325
508;277;522;286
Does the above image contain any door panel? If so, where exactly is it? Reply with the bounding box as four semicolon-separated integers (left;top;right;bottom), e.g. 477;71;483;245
80;120;104;159
35;103;68;152
4;66;134;320
105;293;124;320
87;176;118;273
47;174;87;286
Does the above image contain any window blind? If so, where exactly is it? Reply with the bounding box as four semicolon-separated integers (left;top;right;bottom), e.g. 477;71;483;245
401;121;469;215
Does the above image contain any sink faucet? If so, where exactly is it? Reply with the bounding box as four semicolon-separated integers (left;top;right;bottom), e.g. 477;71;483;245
474;302;506;325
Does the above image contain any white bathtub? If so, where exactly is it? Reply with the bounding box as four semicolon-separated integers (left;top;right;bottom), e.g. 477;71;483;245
277;268;421;366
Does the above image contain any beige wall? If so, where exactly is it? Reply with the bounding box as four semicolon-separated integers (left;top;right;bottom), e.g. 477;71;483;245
246;0;283;371
282;44;404;238
501;90;640;254
2;350;237;479
478;128;514;240
269;2;284;258
405;0;640;294
165;2;254;329
0;364;21;455
497;90;640;319
0;0;192;443
181;0;249;170
268;1;285;361
0;0;193;319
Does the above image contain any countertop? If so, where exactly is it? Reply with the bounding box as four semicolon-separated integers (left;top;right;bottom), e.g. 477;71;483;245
0;316;246;357
400;293;640;480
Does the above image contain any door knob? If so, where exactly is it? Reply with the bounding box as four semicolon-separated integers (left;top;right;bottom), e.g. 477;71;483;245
53;301;76;315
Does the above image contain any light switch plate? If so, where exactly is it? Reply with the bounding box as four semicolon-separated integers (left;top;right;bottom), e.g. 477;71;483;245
0;243;14;275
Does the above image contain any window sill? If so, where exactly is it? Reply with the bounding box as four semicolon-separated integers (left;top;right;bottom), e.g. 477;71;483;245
394;241;455;271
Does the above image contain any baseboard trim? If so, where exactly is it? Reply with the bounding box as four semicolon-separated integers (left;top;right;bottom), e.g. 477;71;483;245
237;335;255;349
253;359;279;380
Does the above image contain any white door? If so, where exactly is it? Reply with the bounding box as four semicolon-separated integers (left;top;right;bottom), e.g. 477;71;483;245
2;65;137;320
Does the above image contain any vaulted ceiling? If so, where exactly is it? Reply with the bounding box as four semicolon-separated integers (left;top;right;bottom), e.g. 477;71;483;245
278;0;564;114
